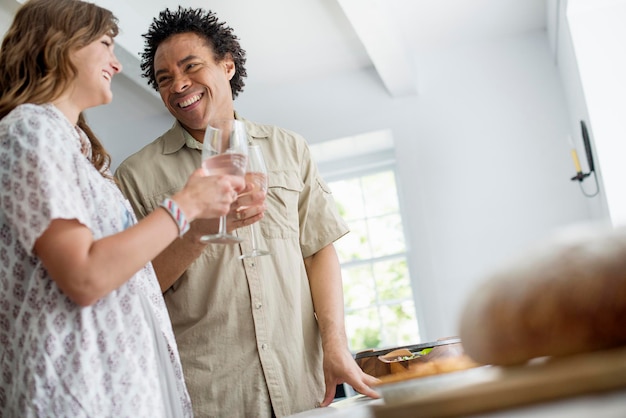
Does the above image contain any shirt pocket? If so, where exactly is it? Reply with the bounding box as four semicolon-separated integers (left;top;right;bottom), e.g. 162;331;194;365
263;170;303;239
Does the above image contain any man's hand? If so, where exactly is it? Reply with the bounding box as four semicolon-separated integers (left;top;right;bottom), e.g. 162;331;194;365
320;344;381;407
182;186;266;241
225;187;266;232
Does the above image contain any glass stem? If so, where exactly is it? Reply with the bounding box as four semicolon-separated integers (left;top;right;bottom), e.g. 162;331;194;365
249;224;259;250
218;215;228;235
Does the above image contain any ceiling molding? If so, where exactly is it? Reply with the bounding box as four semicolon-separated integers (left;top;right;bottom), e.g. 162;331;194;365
336;0;418;97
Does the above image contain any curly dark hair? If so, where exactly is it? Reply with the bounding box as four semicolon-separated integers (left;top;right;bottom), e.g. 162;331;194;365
140;6;247;99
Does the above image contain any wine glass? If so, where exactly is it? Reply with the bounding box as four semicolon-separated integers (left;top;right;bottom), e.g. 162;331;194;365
239;145;271;259
200;119;248;244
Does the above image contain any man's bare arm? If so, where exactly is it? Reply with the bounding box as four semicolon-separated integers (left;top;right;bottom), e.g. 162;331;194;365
153;190;266;292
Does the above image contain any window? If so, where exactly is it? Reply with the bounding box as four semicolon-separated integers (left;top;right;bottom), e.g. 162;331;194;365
311;130;419;352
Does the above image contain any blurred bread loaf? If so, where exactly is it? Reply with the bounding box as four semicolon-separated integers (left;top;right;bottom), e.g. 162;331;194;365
459;224;626;366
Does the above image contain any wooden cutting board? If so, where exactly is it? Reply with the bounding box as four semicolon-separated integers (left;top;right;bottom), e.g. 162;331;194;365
372;345;626;418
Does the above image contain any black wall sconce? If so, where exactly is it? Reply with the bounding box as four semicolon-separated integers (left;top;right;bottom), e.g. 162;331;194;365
569;120;599;197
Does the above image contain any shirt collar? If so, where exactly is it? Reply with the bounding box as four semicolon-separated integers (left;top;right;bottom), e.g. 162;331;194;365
182;128;203;150
162;121;188;155
163;111;271;155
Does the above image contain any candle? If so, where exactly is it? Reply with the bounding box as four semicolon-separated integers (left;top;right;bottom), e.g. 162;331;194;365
567;135;582;173
571;149;582;173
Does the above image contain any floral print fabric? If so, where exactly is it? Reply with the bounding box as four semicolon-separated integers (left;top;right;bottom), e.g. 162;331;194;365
0;104;191;417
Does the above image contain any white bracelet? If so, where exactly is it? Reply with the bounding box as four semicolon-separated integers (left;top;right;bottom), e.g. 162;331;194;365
160;198;190;237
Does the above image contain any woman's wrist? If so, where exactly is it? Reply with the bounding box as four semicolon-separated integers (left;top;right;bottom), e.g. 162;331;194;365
160;197;191;237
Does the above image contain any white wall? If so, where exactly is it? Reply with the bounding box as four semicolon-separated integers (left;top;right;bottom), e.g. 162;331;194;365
84;74;174;167
0;0;16;34
563;0;626;226
551;0;610;222
234;30;594;339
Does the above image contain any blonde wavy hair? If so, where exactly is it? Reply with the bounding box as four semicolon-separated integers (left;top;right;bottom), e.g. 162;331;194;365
0;0;119;176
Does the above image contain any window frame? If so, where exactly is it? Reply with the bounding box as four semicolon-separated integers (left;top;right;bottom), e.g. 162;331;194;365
317;144;420;351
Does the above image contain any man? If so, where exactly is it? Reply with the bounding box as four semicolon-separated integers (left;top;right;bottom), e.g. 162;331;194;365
115;6;379;417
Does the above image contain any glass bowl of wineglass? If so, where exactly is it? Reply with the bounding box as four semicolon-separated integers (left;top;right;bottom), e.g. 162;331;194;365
240;145;271;258
200;119;248;244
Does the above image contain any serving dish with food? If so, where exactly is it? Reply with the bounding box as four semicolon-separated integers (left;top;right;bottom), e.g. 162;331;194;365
354;337;477;379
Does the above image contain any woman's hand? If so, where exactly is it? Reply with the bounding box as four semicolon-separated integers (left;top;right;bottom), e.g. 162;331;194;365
173;169;245;221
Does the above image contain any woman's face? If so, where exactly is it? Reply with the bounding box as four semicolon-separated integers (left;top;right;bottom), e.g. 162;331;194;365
69;34;122;110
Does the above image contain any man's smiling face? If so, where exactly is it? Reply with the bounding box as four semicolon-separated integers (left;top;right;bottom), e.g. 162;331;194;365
154;32;235;141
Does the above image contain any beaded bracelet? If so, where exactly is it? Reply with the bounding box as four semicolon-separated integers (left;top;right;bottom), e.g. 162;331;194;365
160;197;190;237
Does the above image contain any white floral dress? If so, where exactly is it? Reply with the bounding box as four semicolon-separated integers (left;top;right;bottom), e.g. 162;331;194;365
0;103;192;417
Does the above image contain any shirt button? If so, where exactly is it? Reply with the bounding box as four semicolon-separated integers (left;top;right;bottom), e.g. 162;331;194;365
250;262;256;267
255;302;262;309
261;343;268;350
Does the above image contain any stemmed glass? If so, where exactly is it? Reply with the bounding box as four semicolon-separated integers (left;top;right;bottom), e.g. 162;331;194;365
200;119;248;244
239;145;271;259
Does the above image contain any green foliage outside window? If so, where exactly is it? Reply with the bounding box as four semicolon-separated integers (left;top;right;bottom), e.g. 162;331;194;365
329;169;419;352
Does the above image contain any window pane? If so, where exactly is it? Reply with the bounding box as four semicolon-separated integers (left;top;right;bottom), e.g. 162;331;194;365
345;307;381;351
362;171;399;217
369;214;405;256
336;219;371;262
373;258;412;302
380;301;420;346
342;265;376;310
328;178;365;221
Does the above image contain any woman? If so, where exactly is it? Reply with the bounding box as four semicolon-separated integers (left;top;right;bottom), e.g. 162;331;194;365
0;0;244;416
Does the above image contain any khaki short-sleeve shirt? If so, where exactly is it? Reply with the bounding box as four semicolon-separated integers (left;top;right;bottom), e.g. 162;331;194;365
115;116;348;418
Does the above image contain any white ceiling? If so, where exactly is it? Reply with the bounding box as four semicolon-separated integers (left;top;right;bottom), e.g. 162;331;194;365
86;0;548;98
